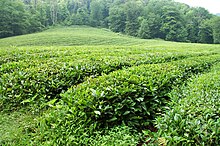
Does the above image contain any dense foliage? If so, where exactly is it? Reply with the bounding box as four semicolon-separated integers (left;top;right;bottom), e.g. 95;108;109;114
0;0;44;38
0;27;220;145
155;63;220;145
1;0;220;44
1;42;207;111
29;54;220;145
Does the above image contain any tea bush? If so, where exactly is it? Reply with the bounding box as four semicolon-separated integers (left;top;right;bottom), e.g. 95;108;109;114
34;55;220;145
155;64;220;145
1;26;220;145
0;49;200;111
85;125;139;146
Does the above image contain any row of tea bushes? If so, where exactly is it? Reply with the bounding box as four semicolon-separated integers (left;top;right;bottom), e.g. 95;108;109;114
1;44;214;74
34;55;220;145
0;50;200;111
155;63;220;145
0;46;183;65
1;51;197;75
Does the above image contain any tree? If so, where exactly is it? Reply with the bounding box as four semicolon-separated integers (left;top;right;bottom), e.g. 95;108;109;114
90;0;104;27
57;2;70;24
124;1;143;36
211;16;220;44
26;11;44;33
160;6;187;42
143;0;177;39
138;13;161;39
109;5;126;33
185;7;212;43
71;8;89;25
138;19;151;39
50;0;58;25
0;0;29;38
99;0;113;28
198;20;213;44
0;0;216;44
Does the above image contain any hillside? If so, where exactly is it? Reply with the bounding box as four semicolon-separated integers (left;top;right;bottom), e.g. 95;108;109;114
0;26;150;47
2;0;220;44
0;26;219;51
0;26;220;145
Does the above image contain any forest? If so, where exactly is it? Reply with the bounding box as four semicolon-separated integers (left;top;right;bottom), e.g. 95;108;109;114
1;0;220;44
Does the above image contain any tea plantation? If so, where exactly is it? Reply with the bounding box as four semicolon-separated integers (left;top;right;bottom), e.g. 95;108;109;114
0;26;219;145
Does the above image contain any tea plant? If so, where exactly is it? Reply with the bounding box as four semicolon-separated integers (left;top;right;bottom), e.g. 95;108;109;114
155;63;220;145
33;55;220;145
1;26;220;145
1;48;205;111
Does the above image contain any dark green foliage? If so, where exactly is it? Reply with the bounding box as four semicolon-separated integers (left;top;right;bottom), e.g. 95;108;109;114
0;0;44;38
198;20;214;44
142;0;173;39
90;0;105;27
1;25;220;145
185;7;212;43
155;64;220;145
26;11;45;33
161;6;187;42
62;55;219;127
1;48;197;111
71;8;90;25
34;55;220;145
138;19;151;39
211;16;220;44
0;0;27;38
138;13;161;39
57;3;70;24
124;1;143;36
109;6;126;33
1;0;219;44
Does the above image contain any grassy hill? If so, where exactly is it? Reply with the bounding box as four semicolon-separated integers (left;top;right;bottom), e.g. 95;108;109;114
0;26;220;145
0;26;151;47
1;25;219;53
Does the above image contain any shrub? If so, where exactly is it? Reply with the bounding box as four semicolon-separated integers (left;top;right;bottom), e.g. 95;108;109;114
155;64;220;145
33;55;220;145
0;50;197;111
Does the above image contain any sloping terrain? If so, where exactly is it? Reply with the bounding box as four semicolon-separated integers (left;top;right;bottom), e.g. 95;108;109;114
0;26;220;145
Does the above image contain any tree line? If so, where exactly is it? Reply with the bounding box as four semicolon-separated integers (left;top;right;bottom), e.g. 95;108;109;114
1;0;220;44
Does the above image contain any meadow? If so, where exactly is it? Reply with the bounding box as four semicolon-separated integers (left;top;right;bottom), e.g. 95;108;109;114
0;26;219;145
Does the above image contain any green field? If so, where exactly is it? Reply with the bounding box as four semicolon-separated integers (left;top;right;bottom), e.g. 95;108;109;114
0;26;220;145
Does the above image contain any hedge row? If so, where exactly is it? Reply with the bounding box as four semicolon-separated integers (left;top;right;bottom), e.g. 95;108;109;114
0;51;197;75
34;54;220;145
0;50;200;111
155;63;220;145
2;45;213;74
0;46;182;65
0;45;216;64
